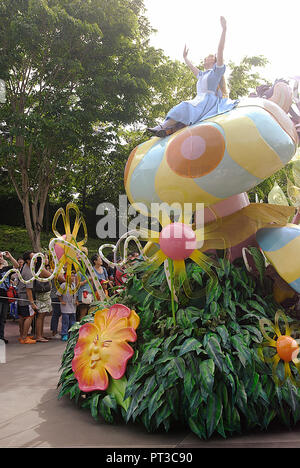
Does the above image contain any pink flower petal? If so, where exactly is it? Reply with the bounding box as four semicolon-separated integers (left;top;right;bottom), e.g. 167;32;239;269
74;360;109;392
103;342;135;380
72;323;99;372
128;310;140;330
103;326;137;343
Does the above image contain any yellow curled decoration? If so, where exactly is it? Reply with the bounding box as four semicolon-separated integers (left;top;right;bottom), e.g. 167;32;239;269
51;202;88;295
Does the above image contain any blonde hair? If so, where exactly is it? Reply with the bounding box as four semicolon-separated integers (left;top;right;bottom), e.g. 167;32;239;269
218;76;228;98
211;54;228;98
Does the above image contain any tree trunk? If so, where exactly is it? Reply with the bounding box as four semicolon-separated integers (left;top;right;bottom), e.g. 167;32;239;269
22;197;41;252
45;194;50;233
9;155;50;252
82;165;87;214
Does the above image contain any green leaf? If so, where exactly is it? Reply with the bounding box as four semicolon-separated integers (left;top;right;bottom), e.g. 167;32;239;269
106;376;130;412
184;369;195;396
224;403;241;434
148;385;165;420
217;382;229;409
155;404;172;429
216;416;226;438
69;382;80;400
199;359;215;396
99;395;117;424
206;393;223;438
144;337;164;352
204;334;227;373
163;334;178;351
166;387;180;417
57;380;77;399
102;394;117;410
248;300;267;316
177;309;191;328
242;325;263;344
248;247;266;284
188;416;207;439
140;308;154;329
285;383;300;422
262;409;277;428
189;388;203;414
227;299;237;320
224;354;235;373
225;373;236;403
172;357;186;378
236;380;248;415
91;393;101;420
231;334;252;367
126;387;145;422
178;338;202;356
155;353;175;366
143;375;158;398
210;301;219;317
247;373;260;397
141;347;160;364
216;325;230;347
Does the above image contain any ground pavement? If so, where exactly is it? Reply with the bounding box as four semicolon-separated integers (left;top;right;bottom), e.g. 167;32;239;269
2;317;300;448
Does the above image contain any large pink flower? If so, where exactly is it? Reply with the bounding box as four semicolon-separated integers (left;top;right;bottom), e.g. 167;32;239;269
72;304;140;392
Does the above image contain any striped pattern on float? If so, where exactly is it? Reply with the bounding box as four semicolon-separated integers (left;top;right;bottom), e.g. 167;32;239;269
124;99;297;213
256;224;300;293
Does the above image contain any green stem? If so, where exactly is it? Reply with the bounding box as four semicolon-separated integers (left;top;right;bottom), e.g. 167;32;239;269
168;258;176;327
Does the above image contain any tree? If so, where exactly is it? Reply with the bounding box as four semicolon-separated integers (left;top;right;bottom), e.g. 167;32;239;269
0;0;167;250
227;55;270;100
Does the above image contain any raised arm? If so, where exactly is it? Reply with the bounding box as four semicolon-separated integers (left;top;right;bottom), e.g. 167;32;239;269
183;45;200;77
216;16;227;66
4;251;19;269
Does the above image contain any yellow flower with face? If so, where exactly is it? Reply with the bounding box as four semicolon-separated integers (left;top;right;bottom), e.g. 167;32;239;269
72;304;140;392
259;310;300;387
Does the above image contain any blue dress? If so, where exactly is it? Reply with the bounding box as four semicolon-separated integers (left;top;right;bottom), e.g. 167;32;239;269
93;266;108;282
166;64;238;126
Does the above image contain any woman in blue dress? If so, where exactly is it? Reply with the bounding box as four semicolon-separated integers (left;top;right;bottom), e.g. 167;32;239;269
148;17;238;137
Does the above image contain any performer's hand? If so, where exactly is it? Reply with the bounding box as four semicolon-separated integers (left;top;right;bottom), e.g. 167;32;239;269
183;44;189;60
220;16;226;30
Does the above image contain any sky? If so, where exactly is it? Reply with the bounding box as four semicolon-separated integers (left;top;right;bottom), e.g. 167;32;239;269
143;0;299;83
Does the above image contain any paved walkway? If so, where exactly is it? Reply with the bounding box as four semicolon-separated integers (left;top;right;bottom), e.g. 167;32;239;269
2;317;300;448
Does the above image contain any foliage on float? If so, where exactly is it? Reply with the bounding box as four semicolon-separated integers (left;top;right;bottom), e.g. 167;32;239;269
58;258;300;439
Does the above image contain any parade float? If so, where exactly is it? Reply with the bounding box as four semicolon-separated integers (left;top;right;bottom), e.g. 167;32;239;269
56;78;300;439
2;78;300;439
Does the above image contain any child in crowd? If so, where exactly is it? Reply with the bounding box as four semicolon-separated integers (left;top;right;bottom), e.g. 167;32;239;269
57;271;78;342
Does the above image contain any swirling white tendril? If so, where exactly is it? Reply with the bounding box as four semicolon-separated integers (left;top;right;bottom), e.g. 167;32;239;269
98;230;176;297
0;238;106;301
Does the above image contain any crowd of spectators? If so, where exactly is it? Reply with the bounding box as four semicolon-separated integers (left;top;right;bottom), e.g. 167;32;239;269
0;249;140;344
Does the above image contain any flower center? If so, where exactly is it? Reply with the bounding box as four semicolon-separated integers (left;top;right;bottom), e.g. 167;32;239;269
276;335;299;362
89;337;113;368
159;223;197;261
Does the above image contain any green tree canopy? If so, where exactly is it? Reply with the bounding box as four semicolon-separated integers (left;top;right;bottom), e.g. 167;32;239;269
0;0;173;250
227;55;270;99
0;0;272;249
